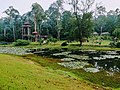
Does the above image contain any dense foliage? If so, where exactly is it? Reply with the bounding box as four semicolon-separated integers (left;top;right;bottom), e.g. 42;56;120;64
0;0;120;46
13;39;30;46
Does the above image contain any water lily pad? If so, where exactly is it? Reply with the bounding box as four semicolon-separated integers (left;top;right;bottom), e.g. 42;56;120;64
67;55;89;60
61;58;75;61
53;52;71;56
84;68;100;73
58;61;89;69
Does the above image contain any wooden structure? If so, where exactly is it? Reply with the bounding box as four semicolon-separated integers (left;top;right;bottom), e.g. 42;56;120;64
32;16;39;42
22;22;31;40
32;31;39;42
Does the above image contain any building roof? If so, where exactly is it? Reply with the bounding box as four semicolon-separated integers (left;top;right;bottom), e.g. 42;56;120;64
22;22;31;28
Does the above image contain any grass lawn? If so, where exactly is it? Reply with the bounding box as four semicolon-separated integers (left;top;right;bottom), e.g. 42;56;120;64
1;39;120;51
21;40;120;51
0;54;106;90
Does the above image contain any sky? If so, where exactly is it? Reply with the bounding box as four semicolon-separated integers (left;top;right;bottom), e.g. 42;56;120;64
0;0;120;17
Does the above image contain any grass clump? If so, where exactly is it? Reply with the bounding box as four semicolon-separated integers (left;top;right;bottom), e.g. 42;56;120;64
13;39;30;46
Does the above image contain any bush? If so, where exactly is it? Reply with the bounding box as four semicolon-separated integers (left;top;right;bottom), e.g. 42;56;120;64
13;39;30;46
61;42;68;46
39;38;44;45
49;37;58;43
109;42;116;47
109;41;120;48
116;42;120;48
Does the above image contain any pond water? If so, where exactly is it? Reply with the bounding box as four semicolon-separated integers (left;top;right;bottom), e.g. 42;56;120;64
30;49;120;73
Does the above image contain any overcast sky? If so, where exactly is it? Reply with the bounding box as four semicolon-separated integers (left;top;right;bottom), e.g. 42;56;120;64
0;0;120;17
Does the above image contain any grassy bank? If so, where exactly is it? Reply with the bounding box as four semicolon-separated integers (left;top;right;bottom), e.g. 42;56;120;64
1;40;120;51
22;54;120;90
0;54;107;90
22;41;120;51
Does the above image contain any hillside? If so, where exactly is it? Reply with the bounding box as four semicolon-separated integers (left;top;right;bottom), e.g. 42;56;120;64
0;54;106;90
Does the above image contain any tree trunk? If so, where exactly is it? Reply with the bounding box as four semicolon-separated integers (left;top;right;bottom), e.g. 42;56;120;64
75;13;83;47
13;25;16;41
4;28;6;37
57;30;60;40
79;39;82;47
34;16;38;42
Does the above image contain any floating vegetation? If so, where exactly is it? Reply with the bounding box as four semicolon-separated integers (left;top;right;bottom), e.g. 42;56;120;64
67;55;89;60
53;52;71;56
60;58;75;61
31;48;120;73
84;68;100;73
58;61;89;69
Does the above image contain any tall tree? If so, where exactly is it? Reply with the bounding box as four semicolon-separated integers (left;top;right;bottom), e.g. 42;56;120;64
67;0;94;46
32;3;44;35
61;11;73;40
4;6;19;41
49;0;64;40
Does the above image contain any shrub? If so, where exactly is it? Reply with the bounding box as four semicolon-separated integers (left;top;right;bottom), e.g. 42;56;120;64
49;37;58;43
109;41;120;48
61;42;68;46
13;39;30;46
116;42;120;48
109;42;116;47
39;38;44;45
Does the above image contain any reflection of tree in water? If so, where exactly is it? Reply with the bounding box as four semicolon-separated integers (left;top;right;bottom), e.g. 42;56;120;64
89;59;120;72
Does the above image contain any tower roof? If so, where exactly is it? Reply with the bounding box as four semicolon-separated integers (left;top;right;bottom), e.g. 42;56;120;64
22;22;31;28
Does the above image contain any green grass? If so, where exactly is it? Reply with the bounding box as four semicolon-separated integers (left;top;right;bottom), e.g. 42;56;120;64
1;40;120;51
23;54;120;90
0;54;106;90
21;40;120;51
0;40;120;89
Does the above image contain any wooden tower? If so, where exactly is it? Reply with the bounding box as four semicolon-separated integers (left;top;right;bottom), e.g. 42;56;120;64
22;22;31;40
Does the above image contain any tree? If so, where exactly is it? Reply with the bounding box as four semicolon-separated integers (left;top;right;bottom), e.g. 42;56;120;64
47;0;64;40
61;11;73;40
95;3;106;16
67;0;95;46
32;3;45;38
43;1;63;39
4;6;19;41
94;4;107;35
112;28;120;39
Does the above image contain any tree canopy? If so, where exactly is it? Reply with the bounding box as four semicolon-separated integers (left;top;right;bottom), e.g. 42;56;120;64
0;1;120;44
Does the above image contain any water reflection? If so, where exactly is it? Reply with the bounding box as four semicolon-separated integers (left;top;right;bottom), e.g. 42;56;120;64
32;49;120;72
88;59;120;72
